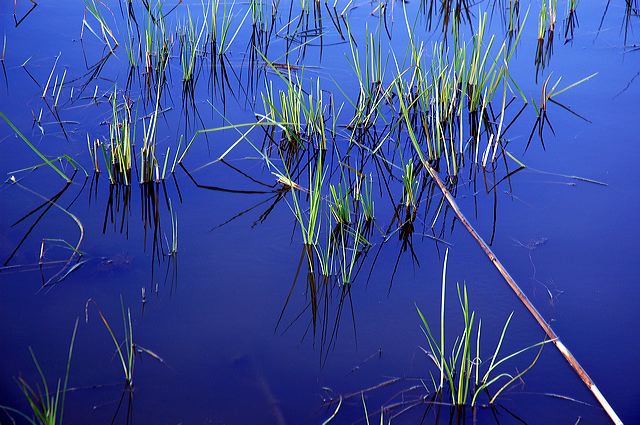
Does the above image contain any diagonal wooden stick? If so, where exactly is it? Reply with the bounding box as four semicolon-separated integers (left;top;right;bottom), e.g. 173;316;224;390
419;159;622;425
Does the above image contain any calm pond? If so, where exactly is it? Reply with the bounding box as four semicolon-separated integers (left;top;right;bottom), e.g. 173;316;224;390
0;0;638;424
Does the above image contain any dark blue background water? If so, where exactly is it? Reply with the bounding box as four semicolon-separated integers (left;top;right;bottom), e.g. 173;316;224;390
0;1;639;423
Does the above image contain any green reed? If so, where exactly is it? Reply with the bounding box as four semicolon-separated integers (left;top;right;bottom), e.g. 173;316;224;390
83;0;119;50
416;250;550;406
179;7;207;83
357;174;374;223
103;87;135;185
288;153;325;246
0;320;78;425
338;216;368;285
144;2;171;85
0;112;70;182
86;298;136;387
329;181;351;225
140;82;163;184
210;0;249;56
314;215;335;278
538;0;548;40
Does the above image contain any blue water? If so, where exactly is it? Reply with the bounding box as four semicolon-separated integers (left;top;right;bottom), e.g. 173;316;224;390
1;1;639;423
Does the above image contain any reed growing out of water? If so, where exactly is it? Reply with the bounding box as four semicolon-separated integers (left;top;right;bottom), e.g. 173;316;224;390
416;251;550;406
0;320;78;425
178;7;207;84
343;19;390;132
528;72;596;150
357;174;374;223
402;158;418;211
535;0;553;77
105;88;134;185
329;181;351;225
144;3;171;87
507;0;520;35
315;217;335;278
260;70;330;152
124;23;140;69
86;298;136;388
338;216;367;286
548;0;557;35
209;0;249;56
538;1;548;42
140;83;163;184
288;153;325;247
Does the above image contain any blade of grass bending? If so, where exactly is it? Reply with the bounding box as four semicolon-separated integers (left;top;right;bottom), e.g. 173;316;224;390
1;112;70;182
59;318;79;425
321;396;342;424
85;299;130;382
489;339;547;403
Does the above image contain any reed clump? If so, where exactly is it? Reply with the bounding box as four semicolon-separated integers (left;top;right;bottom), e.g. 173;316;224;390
416;251;550;406
0;320;78;425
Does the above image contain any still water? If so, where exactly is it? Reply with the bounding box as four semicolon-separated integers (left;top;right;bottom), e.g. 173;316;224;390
0;1;639;423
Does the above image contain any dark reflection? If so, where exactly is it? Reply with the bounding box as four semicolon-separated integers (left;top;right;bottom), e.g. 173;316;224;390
13;0;38;28
275;245;360;366
320;379;590;425
2;172;87;288
0;166;185;294
564;3;579;44
598;0;639;47
110;389;134;425
421;0;473;37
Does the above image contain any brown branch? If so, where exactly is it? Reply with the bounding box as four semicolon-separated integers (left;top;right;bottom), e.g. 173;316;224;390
419;160;622;425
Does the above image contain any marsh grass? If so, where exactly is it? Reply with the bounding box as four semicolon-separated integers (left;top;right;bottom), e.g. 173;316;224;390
140;83;163;183
209;0;250;56
85;298;136;387
527;72;597;150
143;2;171;89
288;153;325;247
357;174;374;223
338;216;368;285
329;180;351;225
0;319;78;425
178;6;207;84
416;250;550;406
535;0;556;79
104;88;135;185
83;0;119;51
